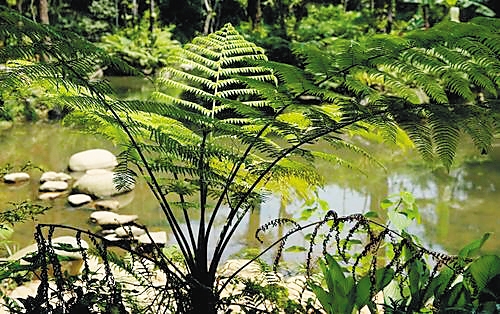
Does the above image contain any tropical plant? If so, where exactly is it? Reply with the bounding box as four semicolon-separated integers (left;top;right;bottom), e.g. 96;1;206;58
2;5;500;313
99;19;180;74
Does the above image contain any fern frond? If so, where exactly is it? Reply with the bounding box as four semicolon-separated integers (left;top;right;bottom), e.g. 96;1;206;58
429;110;460;170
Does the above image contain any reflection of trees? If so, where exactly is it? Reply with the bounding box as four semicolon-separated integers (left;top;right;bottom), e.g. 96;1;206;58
290;138;500;256
236;137;500;258
414;150;500;255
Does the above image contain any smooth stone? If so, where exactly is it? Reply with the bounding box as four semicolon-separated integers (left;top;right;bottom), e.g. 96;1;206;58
218;259;262;279
67;194;92;206
40;171;72;183
104;234;124;242
115;225;145;238
38;192;65;200
73;169;135;198
39;180;68;192
0;120;13;130
68;149;118;171
3;172;30;183
5;236;89;261
136;232;167;245
90;211;138;226
94;199;120;211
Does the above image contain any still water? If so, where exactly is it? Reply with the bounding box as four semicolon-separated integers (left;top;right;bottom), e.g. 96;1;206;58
0;122;498;262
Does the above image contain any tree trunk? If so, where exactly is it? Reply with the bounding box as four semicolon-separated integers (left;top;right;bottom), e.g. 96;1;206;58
247;0;261;29
188;272;218;314
39;0;49;24
16;0;23;13
149;0;155;33
386;0;393;33
132;0;138;25
423;4;430;29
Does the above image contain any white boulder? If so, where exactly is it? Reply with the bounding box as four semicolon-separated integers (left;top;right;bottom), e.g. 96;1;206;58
68;194;92;206
115;225;145;238
73;169;134;198
6;236;89;262
38;192;65;200
137;232;167;245
39;181;68;192
3;172;30;183
68;149;118;172
94;199;121;211
40;171;72;183
90;211;138;226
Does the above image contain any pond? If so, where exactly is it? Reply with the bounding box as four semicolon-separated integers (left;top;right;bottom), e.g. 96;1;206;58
1;77;498;264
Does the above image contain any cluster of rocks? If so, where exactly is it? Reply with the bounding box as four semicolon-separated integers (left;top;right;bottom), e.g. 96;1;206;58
90;211;166;247
2;148;166;247
3;148;130;202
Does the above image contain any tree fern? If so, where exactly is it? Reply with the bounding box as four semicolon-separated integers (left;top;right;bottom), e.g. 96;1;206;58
292;17;500;170
3;7;500;312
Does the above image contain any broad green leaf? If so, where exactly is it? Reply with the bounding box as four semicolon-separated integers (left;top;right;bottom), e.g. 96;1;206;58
300;207;315;221
364;211;379;218
380;198;394;210
388;211;412;231
458;233;491;258
0;225;13;240
355;267;395;308
284;245;307;252
466;255;500;292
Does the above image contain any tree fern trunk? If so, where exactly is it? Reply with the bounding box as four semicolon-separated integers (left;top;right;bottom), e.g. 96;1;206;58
188;272;218;314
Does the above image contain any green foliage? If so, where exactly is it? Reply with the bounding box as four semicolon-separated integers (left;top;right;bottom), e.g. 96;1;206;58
381;191;421;232
99;21;180;74
2;7;500;313
54;0;118;41
290;4;372;43
0;201;49;227
291;17;500;170
309;253;394;313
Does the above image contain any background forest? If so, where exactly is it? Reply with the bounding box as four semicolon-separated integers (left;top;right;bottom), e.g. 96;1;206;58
1;0;500;313
2;0;499;73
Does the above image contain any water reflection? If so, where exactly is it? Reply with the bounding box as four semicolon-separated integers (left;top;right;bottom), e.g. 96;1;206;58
0;123;498;261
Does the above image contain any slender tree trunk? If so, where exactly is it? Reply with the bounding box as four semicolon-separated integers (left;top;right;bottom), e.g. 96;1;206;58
132;0;138;26
149;0;155;33
247;0;261;29
39;0;49;24
16;0;23;13
423;4;430;29
386;0;393;33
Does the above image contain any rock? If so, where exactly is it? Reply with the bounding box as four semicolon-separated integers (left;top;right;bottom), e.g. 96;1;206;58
115;225;145;238
40;171;72;183
68;149;118;171
90;211;138;226
104;234;125;242
3;172;30;183
0;120;13;130
39;180;68;192
94;199;120;211
67;194;92;206
218;259;262;279
6;236;89;262
136;232;167;245
38;192;65;200
283;276;321;309
73;169;134;198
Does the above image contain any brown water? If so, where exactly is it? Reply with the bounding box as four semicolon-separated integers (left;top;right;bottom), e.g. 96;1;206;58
1;122;498;261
